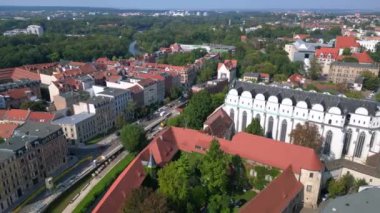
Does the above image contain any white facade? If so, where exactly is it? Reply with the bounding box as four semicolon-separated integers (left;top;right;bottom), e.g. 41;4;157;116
223;81;380;164
26;25;44;36
358;39;380;52
217;64;236;83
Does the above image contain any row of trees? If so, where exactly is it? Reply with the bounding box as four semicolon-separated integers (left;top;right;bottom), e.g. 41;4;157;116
157;48;207;66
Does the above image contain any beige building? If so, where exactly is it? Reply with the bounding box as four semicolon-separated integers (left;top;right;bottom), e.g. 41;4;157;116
328;62;380;84
53;91;81;111
52;112;96;144
0;122;68;212
73;96;114;135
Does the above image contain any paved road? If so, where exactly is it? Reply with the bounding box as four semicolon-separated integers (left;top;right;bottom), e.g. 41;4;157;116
62;151;129;213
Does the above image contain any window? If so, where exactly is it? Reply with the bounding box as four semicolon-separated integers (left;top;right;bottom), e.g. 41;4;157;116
230;109;235;123
354;132;366;158
280;120;287;142
323;131;333;155
343;129;352;156
370;133;376;148
306;185;312;192
242;111;247;131
309;173;314;178
266;116;274;139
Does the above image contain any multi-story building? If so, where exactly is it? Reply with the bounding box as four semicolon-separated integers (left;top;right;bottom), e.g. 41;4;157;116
358;37;380;52
53;91;81;111
26;25;44;37
328;62;380;84
285;40;315;63
96;87;132;120
52;112;96;144
223;81;380;164
0;122;67;211
136;79;159;106
217;60;237;83
315;48;340;75
73;96;114;135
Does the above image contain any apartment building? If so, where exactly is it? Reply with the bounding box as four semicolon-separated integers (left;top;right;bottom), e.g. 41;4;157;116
52;112;96;144
328;62;380;84
0;122;67;212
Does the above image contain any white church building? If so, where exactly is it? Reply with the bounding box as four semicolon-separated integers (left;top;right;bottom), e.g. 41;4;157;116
223;81;380;164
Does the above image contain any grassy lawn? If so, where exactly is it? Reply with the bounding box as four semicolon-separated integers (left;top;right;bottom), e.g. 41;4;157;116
73;154;135;213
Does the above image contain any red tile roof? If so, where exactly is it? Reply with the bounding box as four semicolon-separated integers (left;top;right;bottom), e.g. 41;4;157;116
93;127;323;213
11;67;40;81
294;34;310;40
315;48;340;60
288;73;305;84
240;166;303;213
218;60;238;70
351;52;374;64
167;127;323;173
3;87;32;99
0;123;18;139
137;78;156;88
204;107;234;139
28;112;55;123
335;36;360;49
3;109;30;122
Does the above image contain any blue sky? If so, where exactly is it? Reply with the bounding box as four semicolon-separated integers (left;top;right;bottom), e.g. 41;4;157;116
0;0;379;10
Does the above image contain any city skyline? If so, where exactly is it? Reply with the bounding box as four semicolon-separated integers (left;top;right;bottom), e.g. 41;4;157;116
1;0;380;10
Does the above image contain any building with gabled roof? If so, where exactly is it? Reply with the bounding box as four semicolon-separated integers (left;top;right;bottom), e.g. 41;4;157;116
217;60;237;82
93;126;323;212
240;166;304;213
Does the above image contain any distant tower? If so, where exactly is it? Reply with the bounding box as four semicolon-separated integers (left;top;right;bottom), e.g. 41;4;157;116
229;19;231;26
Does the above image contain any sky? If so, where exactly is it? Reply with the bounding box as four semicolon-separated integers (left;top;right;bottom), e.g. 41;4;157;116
0;0;379;10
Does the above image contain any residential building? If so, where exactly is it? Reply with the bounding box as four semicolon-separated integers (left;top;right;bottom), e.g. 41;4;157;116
53;91;81;111
73;96;114;134
95;87;132;121
26;25;44;37
223;81;380;164
203;107;234;139
92;126;323;213
285;40;315;65
0;122;68;212
315;48;340;75
137;79;159;106
217;60;237;83
52;112;96;144
328;62;379;84
358;37;380;52
335;36;360;54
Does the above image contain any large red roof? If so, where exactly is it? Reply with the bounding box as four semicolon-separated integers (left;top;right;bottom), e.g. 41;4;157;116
351;52;374;64
28;112;55;123
240;166;303;213
315;48;340;60
93;127;323;213
335;36;360;49
3;109;30;122
0;123;18;139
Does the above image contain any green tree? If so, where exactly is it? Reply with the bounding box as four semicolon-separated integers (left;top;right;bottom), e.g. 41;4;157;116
183;90;213;129
166;115;184;127
200;140;229;194
273;74;287;82
124;187;170;213
157;157;190;206
361;71;380;91
342;56;359;63
169;86;182;100
308;58;322;80
115;115;126;130
207;194;231;213
125;101;137;121
342;48;351;56
375;93;380;102
229;155;249;193
19;101;46;111
328;174;356;198
244;118;264;136
344;91;364;99
289;122;323;153
120;124;147;152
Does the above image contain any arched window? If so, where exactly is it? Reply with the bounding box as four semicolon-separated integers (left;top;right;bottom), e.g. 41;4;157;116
242;111;247;131
354;132;366;158
230;108;235;123
370;133;376;149
323;131;333;155
266;116;274;139
342;129;352;156
280;120;287;142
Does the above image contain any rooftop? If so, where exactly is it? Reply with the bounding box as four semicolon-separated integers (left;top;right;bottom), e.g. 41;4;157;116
322;188;380;213
52;112;95;125
98;87;129;97
232;81;380;116
331;61;379;69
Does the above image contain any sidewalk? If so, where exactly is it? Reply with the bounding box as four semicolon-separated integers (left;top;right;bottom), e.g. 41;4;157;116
62;151;128;213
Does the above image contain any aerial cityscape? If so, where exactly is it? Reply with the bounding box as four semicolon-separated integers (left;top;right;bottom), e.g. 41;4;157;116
0;1;380;213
